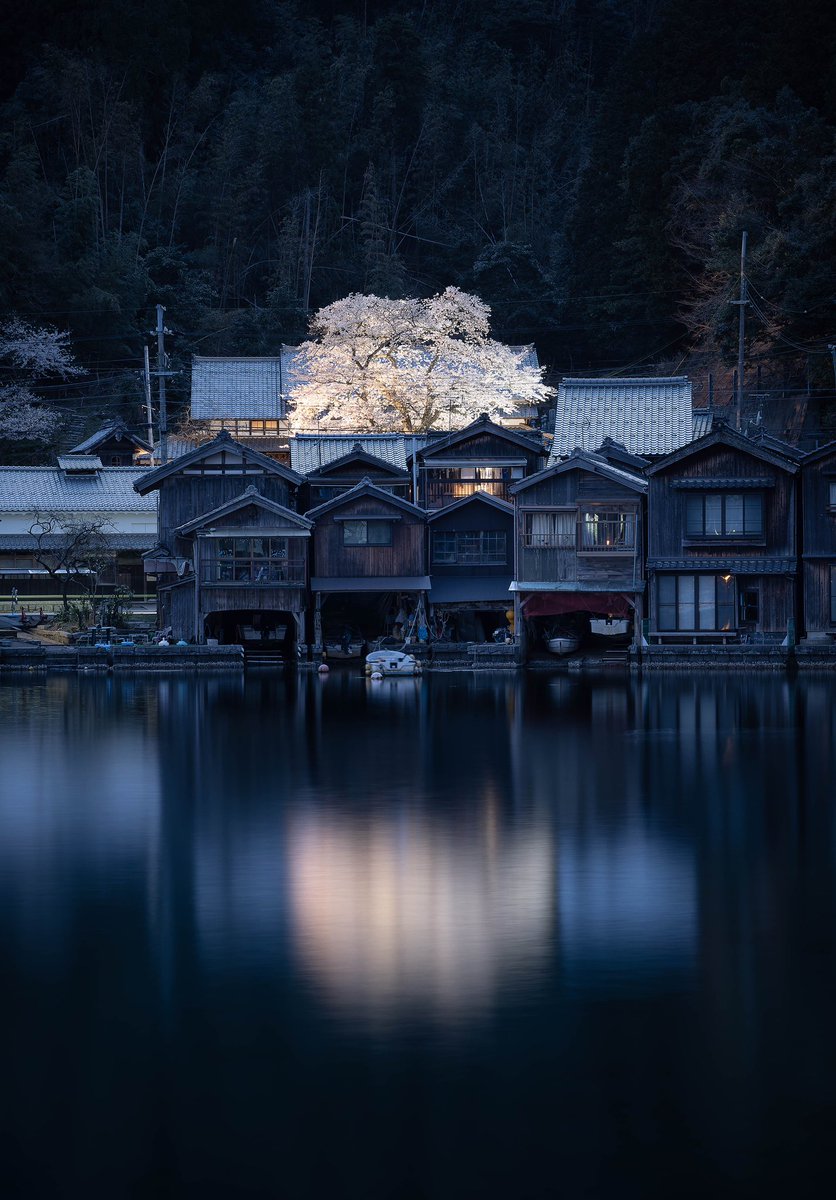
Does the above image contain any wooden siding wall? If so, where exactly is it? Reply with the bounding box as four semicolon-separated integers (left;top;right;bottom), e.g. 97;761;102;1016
802;452;836;556
430;504;513;577
422;431;541;467
803;561;835;633
649;446;796;557
158;471;293;548
199;586;307;615
516;469;643;588
313;497;426;578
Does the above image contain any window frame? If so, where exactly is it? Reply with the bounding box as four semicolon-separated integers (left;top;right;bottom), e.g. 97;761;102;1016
684;492;764;540
656;574;736;632
431;529;507;566
523;510;576;549
209;536;292;583
341;519;393;547
578;508;637;553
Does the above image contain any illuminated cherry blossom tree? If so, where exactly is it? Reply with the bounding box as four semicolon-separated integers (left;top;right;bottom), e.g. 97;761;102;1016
288;288;551;432
0;319;82;444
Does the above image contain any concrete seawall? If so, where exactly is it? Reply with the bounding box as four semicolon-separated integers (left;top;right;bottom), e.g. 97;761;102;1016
1;643;244;672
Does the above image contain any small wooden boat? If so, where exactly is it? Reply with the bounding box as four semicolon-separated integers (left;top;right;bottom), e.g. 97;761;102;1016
365;649;421;677
546;634;580;656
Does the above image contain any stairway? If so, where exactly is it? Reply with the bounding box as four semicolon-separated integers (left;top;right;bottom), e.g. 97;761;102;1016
242;642;289;669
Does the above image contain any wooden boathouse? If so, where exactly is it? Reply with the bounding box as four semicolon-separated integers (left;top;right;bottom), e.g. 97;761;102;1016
509;449;647;656
135;431;310;655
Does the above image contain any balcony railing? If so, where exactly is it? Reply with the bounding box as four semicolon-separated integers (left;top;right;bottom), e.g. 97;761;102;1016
579;517;636;552
201;561;306;586
425;479;512;508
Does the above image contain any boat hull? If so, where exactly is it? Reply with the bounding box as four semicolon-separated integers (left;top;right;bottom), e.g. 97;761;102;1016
547;636;580;656
365;650;421;677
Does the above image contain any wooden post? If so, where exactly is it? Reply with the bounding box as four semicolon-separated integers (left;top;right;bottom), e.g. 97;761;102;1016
193;537;201;643
314;592;322;652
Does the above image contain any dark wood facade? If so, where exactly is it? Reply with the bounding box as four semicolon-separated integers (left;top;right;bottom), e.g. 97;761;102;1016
135;432;309;647
801;440;836;637
645;426;799;641
510;451;647;652
414;416;543;509
427;493;514;640
300;446;411;512
307;479;429;649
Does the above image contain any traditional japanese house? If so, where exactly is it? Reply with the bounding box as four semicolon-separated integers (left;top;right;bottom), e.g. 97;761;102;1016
290;435;411;510
427;492;514;642
134;431;310;651
189;353;298;456
800;439;836;639
549;376;696;461
67;420;154;466
0;457;157;598
509;450;647;654
412;415;543;510
645;424;799;643
307;478;429;652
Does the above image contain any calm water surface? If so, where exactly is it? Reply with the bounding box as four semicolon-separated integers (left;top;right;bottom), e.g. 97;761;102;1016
1;670;835;1198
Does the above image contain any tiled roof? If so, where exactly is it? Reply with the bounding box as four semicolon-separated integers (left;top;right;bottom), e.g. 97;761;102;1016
691;409;713;439
648;557;796;574
0;467;157;513
290;434;409;474
549;377;694;460
69;421;152;454
0;533;155;551
190;352;299;420
56;455;103;471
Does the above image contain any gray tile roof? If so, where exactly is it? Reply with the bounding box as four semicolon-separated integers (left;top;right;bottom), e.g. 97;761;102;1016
549;377;694;461
69;421;152;454
190;351;300;420
290;434;409;474
0;467;158;513
648;557;796;574
0;532;155;551
691;409;713;439
56;455;104;471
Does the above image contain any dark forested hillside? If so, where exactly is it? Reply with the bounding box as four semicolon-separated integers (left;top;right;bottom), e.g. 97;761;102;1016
1;0;834;437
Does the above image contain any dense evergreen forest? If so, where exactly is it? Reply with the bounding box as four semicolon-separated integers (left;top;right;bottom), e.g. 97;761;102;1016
1;0;834;444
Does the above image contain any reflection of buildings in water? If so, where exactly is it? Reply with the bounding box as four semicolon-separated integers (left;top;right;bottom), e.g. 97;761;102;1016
558;828;697;980
287;799;554;1024
0;677;163;961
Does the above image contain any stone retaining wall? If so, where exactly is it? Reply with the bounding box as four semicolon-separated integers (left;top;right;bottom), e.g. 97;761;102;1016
0;644;244;672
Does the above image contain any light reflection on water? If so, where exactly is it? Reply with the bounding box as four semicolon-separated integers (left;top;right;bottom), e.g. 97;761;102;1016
1;670;835;1197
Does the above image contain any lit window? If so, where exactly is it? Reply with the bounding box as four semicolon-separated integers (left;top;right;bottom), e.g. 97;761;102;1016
580;510;636;551
524;512;575;548
657;575;735;631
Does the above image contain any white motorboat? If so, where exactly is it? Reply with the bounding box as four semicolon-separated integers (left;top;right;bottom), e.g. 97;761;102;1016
589;618;630;638
365;649;421;677
546;635;580;656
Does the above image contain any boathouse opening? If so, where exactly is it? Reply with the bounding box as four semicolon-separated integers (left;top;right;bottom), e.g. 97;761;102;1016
204;608;297;655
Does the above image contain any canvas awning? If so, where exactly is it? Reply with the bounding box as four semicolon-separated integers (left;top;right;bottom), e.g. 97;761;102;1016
521;591;636;618
311;576;431;593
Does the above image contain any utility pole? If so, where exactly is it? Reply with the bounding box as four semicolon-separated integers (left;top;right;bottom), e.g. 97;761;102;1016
143;345;154;461
828;344;836;389
732;231;749;431
155;304;169;465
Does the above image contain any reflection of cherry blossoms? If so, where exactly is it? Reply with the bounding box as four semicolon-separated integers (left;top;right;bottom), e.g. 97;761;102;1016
288;287;552;433
287;805;554;1026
